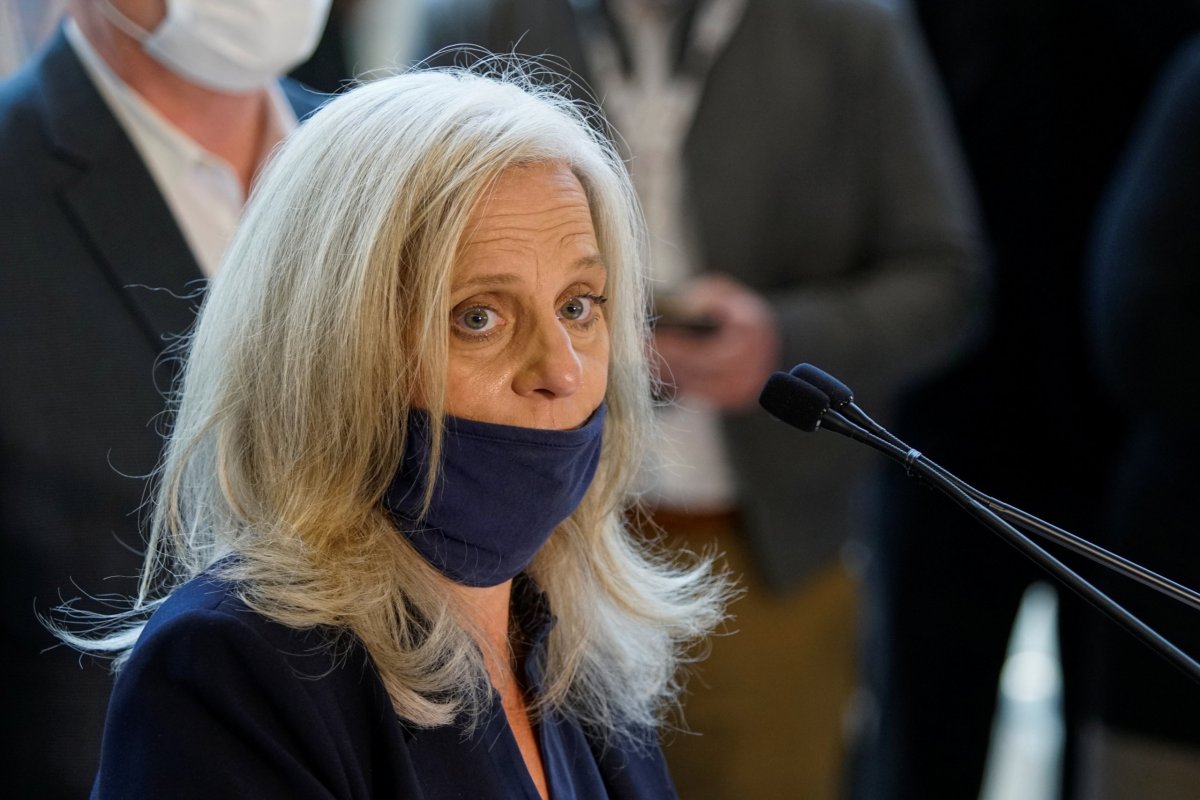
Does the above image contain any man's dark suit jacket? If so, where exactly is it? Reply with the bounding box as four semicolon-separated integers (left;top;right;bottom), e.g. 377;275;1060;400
0;29;324;796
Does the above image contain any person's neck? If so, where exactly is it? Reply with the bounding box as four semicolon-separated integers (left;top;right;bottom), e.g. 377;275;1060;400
72;10;271;194
451;579;516;682
450;578;550;800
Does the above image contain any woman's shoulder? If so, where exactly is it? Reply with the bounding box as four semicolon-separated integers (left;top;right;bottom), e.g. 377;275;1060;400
140;569;248;629
96;571;411;797
136;571;290;654
131;569;359;686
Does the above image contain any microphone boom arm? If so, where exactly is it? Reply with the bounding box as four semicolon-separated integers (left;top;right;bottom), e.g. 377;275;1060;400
816;408;1200;684
796;364;1200;614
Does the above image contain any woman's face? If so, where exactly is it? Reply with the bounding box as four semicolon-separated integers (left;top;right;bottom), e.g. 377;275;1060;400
445;162;610;431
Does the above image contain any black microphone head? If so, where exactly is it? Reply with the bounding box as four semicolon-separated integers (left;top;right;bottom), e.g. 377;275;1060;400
759;372;830;432
789;363;854;407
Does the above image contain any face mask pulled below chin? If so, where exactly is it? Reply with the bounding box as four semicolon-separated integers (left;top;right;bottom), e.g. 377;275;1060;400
100;0;332;94
384;404;607;588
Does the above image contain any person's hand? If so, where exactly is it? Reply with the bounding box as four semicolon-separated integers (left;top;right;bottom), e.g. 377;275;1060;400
653;274;781;411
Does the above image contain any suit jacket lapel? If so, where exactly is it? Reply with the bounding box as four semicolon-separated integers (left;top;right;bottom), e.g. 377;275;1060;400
34;28;205;356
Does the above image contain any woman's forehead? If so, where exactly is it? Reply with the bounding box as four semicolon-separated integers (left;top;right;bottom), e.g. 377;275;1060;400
452;164;603;288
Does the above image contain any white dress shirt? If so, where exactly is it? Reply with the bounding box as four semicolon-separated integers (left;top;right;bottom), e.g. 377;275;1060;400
591;0;746;511
65;18;297;277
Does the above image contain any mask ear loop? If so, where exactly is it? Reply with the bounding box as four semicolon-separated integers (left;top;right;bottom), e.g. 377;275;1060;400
95;0;155;44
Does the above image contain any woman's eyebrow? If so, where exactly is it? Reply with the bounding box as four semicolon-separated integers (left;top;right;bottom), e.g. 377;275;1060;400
573;254;607;273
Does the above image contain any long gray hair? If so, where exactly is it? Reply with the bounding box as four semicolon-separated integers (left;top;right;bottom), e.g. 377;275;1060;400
59;63;732;741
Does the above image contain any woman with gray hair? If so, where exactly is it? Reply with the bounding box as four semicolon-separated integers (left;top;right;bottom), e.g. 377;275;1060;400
59;64;731;798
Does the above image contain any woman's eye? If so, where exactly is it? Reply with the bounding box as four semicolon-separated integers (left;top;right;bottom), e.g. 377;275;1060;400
454;306;498;335
560;294;606;323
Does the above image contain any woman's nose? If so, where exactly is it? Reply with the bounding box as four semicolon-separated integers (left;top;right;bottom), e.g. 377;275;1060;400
512;316;582;400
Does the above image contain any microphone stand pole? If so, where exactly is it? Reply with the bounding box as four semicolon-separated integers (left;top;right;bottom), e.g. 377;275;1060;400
819;410;1200;685
832;397;1200;614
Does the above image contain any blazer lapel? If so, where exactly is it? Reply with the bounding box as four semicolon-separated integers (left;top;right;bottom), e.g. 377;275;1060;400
34;28;204;356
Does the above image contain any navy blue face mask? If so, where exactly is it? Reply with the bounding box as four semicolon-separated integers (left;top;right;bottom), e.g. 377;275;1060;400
384;403;607;587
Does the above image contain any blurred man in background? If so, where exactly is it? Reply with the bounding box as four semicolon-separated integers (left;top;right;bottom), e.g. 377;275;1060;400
0;1;330;794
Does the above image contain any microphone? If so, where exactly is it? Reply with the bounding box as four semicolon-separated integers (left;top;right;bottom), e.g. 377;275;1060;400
760;371;947;474
759;367;1200;684
789;363;903;448
781;364;1200;615
757;370;831;432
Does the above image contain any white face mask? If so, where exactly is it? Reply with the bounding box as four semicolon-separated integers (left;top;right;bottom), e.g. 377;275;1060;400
99;0;333;94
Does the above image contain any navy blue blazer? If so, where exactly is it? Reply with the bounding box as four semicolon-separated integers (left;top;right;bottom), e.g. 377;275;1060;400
0;28;325;795
92;574;678;799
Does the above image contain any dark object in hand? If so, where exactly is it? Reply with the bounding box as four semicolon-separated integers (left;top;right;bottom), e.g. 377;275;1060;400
652;298;721;336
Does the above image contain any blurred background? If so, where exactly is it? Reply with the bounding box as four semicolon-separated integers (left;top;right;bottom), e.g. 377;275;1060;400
4;1;1199;797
